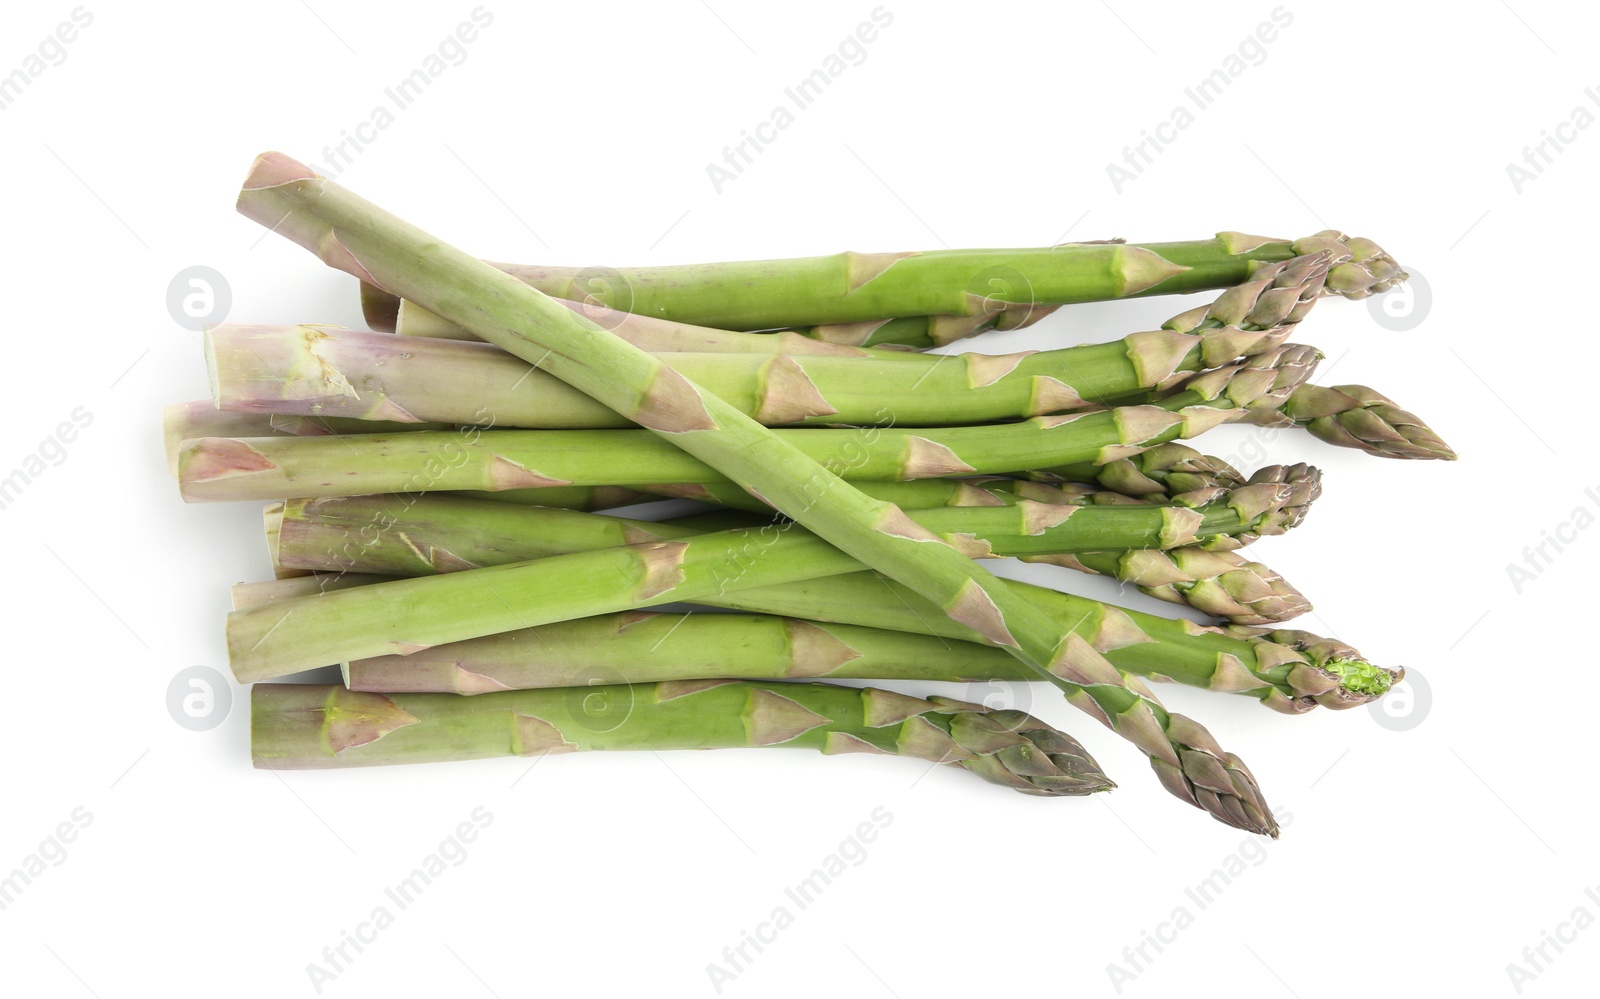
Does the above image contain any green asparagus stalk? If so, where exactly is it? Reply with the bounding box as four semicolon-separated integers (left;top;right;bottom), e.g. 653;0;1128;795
710;572;1395;714
336;605;1335;706
329;463;1308;564
642;476;1191;516
269;473;1312;578
360;230;1400;348
237;152;1277;834
164;404;651;513
178;343;1318;502
382;291;883;355
264;469;1352;707
230;573;381;609
1247;384;1458;460
339;610;1029;692
252;681;1114;795
211;255;1328;431
657;446;1249;511
269;463;1315;625
640;472;1312;624
245;560;1377;714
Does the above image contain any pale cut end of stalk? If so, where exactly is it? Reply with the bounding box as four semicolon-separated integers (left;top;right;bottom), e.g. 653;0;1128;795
163;401;280;477
361;281;400;332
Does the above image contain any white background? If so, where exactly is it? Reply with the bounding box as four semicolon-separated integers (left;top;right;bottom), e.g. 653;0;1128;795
0;1;1589;996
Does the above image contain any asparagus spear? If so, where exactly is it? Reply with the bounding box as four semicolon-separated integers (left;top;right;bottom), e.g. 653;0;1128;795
243;558;1378;714
1027;548;1310;625
178;343;1318;502
252;681;1114;795
271;463;1313;623
258;465;1360;710
1247;384;1458;460
237;152;1277;834
710;572;1396;714
360;230;1400;348
670;445;1251;509
210;255;1328;431
164;402;653;511
642;473;1224;516
835;472;1315;623
339;610;1036;692
269;469;1316;578
380;290;880;355
336;606;1336;708
636;473;1310;625
1030;441;1247;495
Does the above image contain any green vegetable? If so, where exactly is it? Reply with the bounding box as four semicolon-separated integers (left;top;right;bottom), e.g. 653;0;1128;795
252;681;1115;796
235;151;1280;835
361;230;1401;348
178;344;1320;502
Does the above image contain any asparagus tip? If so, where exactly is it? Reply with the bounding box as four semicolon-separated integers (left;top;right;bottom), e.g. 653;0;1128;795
1291;230;1407;300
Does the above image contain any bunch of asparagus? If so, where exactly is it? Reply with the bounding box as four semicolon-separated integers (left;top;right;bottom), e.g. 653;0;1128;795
169;152;1452;837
